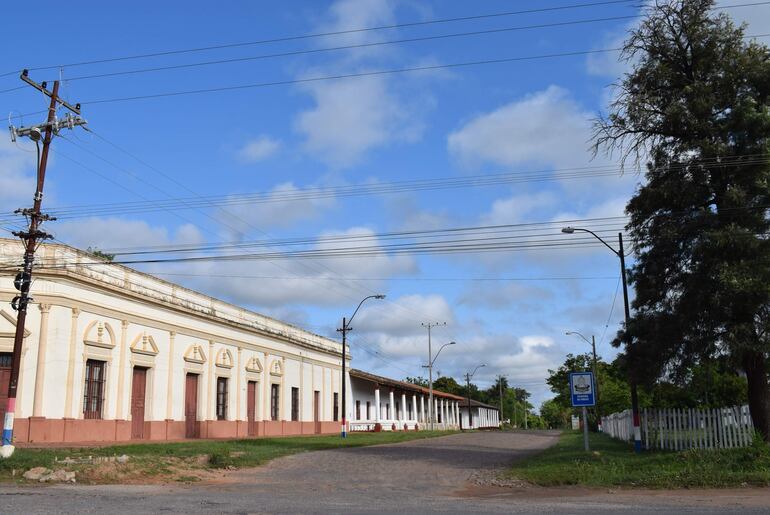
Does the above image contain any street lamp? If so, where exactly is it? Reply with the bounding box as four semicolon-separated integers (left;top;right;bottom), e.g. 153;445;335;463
338;294;385;438
422;341;455;430
566;330;602;433
464;364;486;429
562;226;641;452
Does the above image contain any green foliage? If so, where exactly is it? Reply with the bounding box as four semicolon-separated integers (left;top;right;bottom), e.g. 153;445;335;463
506;431;770;488
595;0;770;437
544;353;747;428
404;376;428;387
433;376;462;395
86;247;115;261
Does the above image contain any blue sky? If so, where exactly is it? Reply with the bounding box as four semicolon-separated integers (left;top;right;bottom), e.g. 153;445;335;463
2;0;768;410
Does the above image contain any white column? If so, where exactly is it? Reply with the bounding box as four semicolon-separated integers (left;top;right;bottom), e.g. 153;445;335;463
401;393;407;422
434;399;439;426
420;396;425;423
412;394;417;421
374;388;381;422
389;390;395;420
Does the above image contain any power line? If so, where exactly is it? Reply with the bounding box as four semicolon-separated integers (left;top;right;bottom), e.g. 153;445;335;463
33;2;770;84
3;153;765;225
69;32;770;107
60;14;640;83
0;0;640;78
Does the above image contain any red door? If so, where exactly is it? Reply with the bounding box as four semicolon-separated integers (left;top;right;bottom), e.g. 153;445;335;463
247;381;257;436
131;367;147;439
0;354;11;425
313;391;321;434
185;374;199;438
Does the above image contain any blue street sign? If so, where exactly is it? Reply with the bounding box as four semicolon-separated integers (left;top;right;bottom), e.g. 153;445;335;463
569;371;595;407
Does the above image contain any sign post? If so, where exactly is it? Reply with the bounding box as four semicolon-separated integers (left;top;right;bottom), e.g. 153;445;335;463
569;371;595;452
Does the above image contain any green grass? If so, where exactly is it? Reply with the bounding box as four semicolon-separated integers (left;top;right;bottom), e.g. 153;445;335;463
505;430;770;488
0;431;453;483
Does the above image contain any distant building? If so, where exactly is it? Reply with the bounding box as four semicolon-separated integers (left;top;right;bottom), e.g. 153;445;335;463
458;399;501;429
349;369;463;431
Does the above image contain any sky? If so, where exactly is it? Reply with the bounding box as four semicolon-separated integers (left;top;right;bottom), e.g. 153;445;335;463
1;0;769;412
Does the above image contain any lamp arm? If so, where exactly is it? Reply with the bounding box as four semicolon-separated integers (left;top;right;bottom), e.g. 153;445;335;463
572;228;620;257
431;342;454;366
347;295;379;327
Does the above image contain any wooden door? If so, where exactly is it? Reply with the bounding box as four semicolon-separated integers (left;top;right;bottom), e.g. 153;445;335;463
0;354;11;426
313;390;321;434
185;373;199;438
247;381;257;436
130;367;147;439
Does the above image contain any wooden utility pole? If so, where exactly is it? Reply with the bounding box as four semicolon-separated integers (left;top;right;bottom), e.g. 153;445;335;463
2;71;85;457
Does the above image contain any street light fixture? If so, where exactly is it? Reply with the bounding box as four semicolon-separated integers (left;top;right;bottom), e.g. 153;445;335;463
566;331;602;432
464;364;486;430
423;341;455;430
338;294;385;438
562;225;641;452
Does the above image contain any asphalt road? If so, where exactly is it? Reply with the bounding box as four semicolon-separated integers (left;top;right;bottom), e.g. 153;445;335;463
1;431;769;514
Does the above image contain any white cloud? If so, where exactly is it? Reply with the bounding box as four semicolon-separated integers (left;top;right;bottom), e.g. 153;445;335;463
481;191;557;226
295;75;424;168
218;182;336;237
294;0;436;168
55;218;204;252
0;138;36;208
181;227;417;308
448;86;599;170
237;136;281;162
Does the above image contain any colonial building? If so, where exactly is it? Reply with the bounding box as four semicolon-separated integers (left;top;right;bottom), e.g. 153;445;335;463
458;399;501;429
349;369;464;431
0;239;348;443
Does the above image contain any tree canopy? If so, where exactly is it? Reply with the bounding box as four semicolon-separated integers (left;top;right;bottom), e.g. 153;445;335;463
596;0;770;439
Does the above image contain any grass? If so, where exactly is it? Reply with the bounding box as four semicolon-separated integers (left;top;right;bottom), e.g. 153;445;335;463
504;430;770;489
0;431;454;483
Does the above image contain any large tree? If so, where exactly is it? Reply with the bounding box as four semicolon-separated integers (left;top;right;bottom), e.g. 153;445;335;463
596;0;770;439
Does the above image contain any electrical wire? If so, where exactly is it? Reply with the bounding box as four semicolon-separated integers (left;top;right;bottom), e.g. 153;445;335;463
0;0;641;78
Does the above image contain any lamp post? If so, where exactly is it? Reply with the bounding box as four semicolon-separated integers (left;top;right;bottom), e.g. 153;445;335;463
338;294;385;438
422;341;455;430
566;331;601;432
464;364;486;429
562;226;641;452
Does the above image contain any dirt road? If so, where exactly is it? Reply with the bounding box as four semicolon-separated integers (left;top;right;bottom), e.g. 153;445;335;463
1;431;769;513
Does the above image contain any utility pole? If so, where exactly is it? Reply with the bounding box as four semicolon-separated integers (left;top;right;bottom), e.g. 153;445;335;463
497;375;505;423
421;321;445;430
590;334;602;432
3;71;86;458
464;364;485;430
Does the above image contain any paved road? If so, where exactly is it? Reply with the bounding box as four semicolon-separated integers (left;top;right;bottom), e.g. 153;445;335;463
1;431;769;514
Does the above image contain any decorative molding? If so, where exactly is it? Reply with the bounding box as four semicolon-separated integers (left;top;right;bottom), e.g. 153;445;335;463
38;303;51;314
269;359;283;377
83;320;116;349
130;332;159;356
0;310;31;339
183;344;207;364
245;356;263;373
215;348;234;369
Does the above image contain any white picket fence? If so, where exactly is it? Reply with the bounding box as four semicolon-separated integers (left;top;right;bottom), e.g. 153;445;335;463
603;405;754;450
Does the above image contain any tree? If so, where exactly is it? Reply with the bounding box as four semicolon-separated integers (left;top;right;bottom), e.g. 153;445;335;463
433;376;462;395
404;376;428;387
86;246;115;261
540;398;570;429
595;0;770;439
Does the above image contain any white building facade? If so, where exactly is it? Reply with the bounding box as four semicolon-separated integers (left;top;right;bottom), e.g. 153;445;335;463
0;240;349;443
349;369;463;431
458;399;501;429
